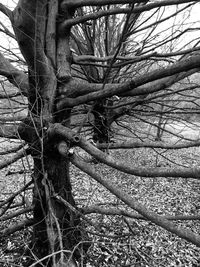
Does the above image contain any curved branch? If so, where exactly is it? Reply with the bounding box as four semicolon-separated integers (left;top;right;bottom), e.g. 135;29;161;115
49;124;200;179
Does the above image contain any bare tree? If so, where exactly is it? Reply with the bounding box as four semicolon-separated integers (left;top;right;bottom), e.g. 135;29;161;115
0;0;200;266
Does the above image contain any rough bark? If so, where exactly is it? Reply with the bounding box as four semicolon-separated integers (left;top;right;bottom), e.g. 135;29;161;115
12;1;85;266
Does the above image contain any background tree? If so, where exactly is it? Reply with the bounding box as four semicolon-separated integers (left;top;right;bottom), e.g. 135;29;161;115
0;0;200;266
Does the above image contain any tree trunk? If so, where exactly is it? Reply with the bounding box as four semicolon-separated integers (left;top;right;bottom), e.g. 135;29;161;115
12;1;87;266
18;118;85;266
31;151;82;266
93;99;113;148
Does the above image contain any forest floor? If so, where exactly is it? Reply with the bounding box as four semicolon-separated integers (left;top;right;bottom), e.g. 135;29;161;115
0;123;200;266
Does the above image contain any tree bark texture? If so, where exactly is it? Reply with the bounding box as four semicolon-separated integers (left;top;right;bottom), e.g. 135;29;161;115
12;1;85;266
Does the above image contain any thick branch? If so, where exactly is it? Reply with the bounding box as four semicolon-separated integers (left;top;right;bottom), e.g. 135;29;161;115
48;124;200;179
57;54;200;109
70;153;200;247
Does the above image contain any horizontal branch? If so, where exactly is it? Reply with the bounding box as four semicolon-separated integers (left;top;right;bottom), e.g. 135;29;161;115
61;0;198;31
97;140;200;150
83;206;200;221
61;0;146;9
73;46;200;64
48;124;200;179
61;0;197;9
